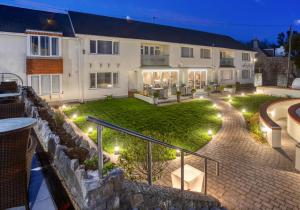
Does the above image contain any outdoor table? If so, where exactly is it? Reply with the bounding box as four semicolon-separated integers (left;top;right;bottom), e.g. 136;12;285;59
0;117;37;134
171;164;204;192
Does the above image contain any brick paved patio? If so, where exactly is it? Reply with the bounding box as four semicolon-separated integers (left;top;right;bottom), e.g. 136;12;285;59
156;97;300;210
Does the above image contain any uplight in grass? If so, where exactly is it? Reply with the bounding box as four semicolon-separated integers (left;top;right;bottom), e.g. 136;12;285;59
208;129;213;135
87;127;93;133
217;113;222;118
228;94;231;98
72;114;78;119
242;108;246;113
241;93;245;96
114;146;120;155
61;104;67;109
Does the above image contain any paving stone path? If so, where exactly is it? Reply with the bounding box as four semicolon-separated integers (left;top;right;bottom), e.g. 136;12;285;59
156;96;300;210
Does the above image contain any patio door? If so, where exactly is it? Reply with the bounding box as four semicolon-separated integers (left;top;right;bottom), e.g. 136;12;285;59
188;70;206;90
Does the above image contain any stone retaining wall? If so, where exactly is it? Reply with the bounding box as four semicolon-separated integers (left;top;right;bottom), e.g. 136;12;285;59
24;87;222;210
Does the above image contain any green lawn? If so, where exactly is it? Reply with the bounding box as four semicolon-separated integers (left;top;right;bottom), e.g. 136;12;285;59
228;94;280;121
64;98;221;154
226;94;280;142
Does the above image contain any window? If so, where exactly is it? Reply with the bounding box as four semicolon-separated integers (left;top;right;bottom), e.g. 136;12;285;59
141;45;161;55
89;72;119;89
31;75;40;94
113;42;119;54
90;73;96;88
242;69;250;79
181;47;193;58
30;74;61;95
90;40;97;54
29;35;60;57
52;75;60;93
113;73;119;86
90;40;119;54
51;37;59;56
30;36;39;55
242;52;250;61
221;70;233;80
40;36;50;56
41;75;51;95
200;49;211;59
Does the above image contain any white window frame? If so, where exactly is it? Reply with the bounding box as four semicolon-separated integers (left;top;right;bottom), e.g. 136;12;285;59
27;35;62;57
141;45;161;56
221;70;233;81
241;69;251;79
181;47;194;58
89;40;119;55
89;72;120;89
242;52;251;61
200;48;211;59
29;74;62;95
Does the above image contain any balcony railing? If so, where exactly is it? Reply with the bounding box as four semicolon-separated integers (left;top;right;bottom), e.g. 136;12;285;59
220;57;234;67
141;55;169;66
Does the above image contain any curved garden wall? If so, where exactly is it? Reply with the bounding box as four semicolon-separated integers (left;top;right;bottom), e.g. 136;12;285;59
259;99;300;148
287;103;300;143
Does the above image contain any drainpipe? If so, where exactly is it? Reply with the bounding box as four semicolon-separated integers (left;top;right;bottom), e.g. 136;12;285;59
67;11;84;102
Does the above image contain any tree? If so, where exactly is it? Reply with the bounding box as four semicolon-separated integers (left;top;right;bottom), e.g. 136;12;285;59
117;131;174;182
277;30;300;69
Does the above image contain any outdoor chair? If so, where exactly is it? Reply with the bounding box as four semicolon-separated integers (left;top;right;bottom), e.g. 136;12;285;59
186;87;192;95
171;86;177;95
0;81;18;93
180;86;187;96
0;128;33;209
0;102;25;119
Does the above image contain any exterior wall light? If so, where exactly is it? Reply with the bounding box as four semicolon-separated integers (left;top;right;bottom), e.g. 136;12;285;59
228;94;231;98
241;93;245;96
200;96;204;99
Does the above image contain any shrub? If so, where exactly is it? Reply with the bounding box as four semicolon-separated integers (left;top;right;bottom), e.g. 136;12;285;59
191;88;196;93
236;82;241;91
153;91;159;98
106;94;113;100
84;156;116;175
118;132;174;182
248;112;267;143
176;91;181;96
54;111;65;127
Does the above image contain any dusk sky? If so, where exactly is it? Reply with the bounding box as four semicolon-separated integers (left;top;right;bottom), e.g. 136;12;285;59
2;0;300;43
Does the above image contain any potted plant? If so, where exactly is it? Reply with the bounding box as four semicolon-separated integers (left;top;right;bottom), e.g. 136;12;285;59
205;85;212;96
176;91;181;102
219;85;225;94
153;91;159;105
191;88;196;98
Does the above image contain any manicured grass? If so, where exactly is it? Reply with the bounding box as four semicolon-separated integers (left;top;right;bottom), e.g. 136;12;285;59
228;94;280;120
226;94;280;142
64;98;221;155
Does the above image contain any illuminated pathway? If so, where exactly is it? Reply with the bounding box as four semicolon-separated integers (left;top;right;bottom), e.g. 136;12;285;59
157;96;300;210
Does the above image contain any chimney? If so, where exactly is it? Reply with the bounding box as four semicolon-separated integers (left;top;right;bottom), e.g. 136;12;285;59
253;39;260;50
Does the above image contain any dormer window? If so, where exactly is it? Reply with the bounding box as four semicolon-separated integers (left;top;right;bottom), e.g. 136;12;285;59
28;35;61;57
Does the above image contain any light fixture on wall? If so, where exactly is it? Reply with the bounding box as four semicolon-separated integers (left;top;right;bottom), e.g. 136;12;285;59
107;63;110;68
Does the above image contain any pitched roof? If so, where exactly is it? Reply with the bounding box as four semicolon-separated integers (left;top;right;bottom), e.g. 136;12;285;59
69;11;252;51
0;4;74;37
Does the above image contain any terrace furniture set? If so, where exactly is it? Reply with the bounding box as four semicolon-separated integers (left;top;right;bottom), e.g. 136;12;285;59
0;81;37;210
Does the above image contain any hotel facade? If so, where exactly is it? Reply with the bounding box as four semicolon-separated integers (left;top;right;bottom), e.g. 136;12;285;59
0;5;256;102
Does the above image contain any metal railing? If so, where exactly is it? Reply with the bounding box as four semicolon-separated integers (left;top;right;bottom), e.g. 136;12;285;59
0;73;24;86
87;116;220;195
220;57;234;67
141;54;169;66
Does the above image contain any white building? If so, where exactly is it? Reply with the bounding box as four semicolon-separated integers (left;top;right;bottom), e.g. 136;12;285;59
0;5;256;102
